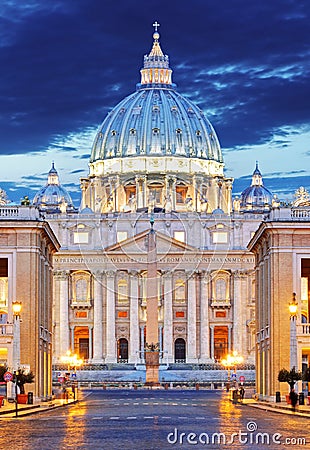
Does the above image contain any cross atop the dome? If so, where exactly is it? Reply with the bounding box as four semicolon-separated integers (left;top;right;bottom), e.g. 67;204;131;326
153;21;160;32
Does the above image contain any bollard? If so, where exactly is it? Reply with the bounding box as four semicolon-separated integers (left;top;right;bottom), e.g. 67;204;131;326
195;383;199;391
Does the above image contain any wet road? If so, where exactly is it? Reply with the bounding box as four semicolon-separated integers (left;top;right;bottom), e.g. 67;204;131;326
0;389;309;449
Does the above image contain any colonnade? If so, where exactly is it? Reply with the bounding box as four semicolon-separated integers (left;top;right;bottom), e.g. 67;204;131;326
53;268;253;364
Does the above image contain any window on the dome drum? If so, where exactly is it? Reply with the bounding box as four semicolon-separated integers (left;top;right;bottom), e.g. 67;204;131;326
149;187;162;204
176;187;187;203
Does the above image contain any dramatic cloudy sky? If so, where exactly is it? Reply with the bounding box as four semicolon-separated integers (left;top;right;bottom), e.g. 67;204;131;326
0;0;309;205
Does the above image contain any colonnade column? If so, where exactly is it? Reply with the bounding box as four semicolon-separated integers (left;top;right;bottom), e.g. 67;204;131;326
92;270;103;362
200;271;211;362
58;271;70;357
105;271;116;363
163;271;173;363
129;270;140;363
187;273;197;363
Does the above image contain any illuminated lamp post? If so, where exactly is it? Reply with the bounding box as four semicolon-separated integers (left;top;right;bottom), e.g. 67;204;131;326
221;351;244;388
60;351;83;400
289;293;298;370
12;301;22;416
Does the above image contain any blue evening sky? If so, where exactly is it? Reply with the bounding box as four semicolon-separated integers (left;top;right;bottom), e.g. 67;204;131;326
0;0;309;206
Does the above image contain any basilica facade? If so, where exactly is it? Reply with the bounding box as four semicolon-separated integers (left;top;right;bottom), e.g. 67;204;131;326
33;27;278;369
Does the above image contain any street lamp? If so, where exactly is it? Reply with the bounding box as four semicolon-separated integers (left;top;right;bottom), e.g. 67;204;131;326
12;301;22;417
221;351;244;382
12;301;22;372
60;351;83;401
289;292;298;369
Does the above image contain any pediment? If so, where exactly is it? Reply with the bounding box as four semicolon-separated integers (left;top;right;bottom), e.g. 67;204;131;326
105;229;198;255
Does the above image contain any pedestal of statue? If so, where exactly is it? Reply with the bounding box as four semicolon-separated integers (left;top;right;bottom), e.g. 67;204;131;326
145;351;160;386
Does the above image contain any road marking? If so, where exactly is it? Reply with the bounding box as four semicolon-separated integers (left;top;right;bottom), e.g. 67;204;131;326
127;416;137;420
92;417;103;420
133;402;139;405
144;416;154;419
143;402;149;405
123;402;130;405
109;416;120;420
162;416;171;419
178;416;188;419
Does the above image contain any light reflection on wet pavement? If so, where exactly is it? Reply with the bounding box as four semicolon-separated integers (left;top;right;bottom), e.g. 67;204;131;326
0;390;309;449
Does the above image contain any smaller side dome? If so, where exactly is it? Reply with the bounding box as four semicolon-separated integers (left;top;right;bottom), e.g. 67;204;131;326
33;163;76;214
0;186;10;205
240;162;273;212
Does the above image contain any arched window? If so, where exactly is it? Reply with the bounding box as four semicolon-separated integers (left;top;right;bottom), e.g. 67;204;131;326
71;271;91;305
118;338;128;362
175;338;186;363
212;271;230;304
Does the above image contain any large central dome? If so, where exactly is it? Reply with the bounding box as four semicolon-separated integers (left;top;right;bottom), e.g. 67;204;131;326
82;24;233;215
90;28;223;166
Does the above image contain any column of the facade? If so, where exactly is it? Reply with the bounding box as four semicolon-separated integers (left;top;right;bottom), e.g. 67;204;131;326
70;326;74;352
159;325;163;361
232;270;244;355
88;326;93;360
200;271;211;362
58;271;70;357
136;176;146;209
162;271;173;363
129;270;140;363
93;271;104;362
226;179;233;215
228;324;233;353
140;325;145;362
210;325;215;360
187;273;197;363
105;271;116;363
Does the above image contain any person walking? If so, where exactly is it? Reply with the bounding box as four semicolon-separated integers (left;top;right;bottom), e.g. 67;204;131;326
289;389;298;411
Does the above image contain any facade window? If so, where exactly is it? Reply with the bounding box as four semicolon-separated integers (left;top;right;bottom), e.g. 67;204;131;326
117;279;128;304
212;232;228;244
212;272;230;304
0;278;8;308
174;231;185;243
71;271;91;305
149;186;162;205
176;187;187;203
74;232;89;244
174;278;185;303
117;231;128;242
215;278;226;301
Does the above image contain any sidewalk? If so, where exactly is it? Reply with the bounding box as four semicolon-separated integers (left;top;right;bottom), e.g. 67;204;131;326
242;398;310;418
0;397;78;418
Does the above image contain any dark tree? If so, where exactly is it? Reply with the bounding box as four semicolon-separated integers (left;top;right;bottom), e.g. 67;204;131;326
15;369;35;394
278;367;302;391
